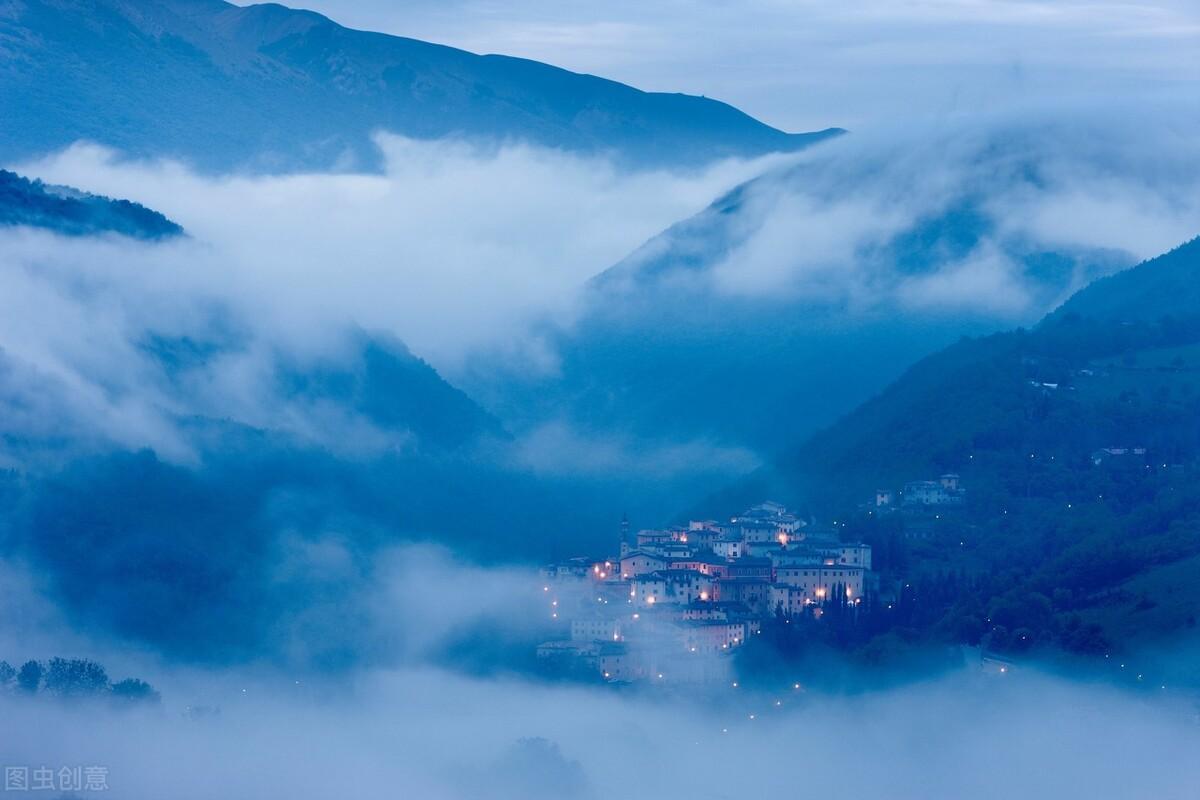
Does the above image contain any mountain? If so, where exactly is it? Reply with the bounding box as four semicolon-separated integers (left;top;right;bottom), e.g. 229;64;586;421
0;169;183;238
767;236;1200;508
1050;239;1200;324
723;236;1200;657
468;128;1137;455
0;0;841;171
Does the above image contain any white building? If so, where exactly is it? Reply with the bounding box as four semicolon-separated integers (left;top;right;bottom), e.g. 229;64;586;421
713;536;746;559
632;571;714;606
571;617;624;642
774;564;866;605
620;551;668;578
680;620;747;654
903;479;964;507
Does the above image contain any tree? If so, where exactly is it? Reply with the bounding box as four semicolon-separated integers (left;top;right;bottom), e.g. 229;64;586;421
43;658;109;698
16;660;42;694
0;660;14;690
110;678;160;705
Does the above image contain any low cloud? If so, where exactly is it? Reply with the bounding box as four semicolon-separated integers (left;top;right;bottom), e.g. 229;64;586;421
513;421;760;479
0;139;779;468
670;115;1200;318
4;543;1200;800
14;137;779;374
1;654;1198;799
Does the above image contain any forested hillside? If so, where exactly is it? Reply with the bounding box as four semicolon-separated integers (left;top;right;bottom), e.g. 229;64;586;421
730;237;1200;670
0;169;183;239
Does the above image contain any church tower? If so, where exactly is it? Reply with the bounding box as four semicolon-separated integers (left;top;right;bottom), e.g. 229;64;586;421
619;513;631;557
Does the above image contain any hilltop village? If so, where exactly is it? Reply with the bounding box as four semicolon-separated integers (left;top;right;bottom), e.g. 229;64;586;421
535;501;873;682
537;477;970;683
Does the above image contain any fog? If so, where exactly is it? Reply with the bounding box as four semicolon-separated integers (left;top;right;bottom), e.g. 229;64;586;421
6;115;1198;470
7;670;1200;799
681;117;1200;314
14;137;779;374
3;543;1199;799
3;547;1200;800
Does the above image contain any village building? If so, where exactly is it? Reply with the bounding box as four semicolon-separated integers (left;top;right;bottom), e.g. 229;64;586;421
713;534;747;559
774;564;866;604
898;473;965;507
572;617;624;642
681;620;747;653
620;551;668;578
714;576;772;614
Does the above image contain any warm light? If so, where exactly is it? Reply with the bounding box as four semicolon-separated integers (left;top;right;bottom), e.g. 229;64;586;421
594;565;600;573
647;596;656;605
543;586;549;592
778;533;788;545
699;591;709;601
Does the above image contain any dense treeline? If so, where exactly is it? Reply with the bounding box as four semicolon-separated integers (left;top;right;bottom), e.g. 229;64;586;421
0;657;160;704
0;169;183;239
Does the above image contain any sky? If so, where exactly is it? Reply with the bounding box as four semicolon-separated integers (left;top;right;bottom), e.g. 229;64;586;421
283;0;1200;133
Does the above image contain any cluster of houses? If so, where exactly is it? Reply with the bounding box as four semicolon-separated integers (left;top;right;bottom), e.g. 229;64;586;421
536;502;874;683
873;473;965;510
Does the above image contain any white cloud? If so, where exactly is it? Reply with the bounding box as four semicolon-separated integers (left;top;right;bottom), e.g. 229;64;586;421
5;540;1200;800
662;117;1200;315
2;655;1199;799
16;138;777;373
0;140;784;462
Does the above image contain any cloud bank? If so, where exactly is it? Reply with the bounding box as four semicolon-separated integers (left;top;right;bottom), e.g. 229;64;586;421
15;137;778;374
2;657;1198;799
612;115;1200;320
4;540;1199;800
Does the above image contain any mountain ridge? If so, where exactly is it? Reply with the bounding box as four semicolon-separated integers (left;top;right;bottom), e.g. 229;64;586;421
0;0;842;171
0;169;184;238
